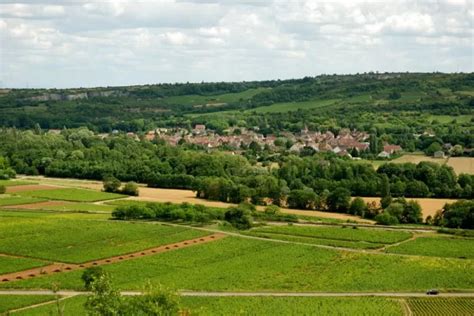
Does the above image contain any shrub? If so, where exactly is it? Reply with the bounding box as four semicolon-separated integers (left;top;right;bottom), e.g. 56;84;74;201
0;185;5;194
349;197;367;216
81;266;105;290
375;212;399;225
225;206;253;230
121;181;139;196
103;176;121;193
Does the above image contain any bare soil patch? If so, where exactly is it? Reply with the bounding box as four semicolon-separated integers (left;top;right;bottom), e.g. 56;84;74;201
0;233;225;283
6;185;60;193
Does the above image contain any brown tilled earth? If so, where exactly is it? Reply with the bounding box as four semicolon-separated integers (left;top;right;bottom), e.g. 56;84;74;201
0;233;226;283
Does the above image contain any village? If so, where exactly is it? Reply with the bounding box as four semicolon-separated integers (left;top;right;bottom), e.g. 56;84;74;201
141;125;403;159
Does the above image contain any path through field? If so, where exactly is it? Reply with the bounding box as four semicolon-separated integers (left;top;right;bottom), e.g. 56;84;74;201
0;233;225;283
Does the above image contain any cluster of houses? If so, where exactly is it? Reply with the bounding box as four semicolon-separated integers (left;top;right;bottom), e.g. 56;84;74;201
47;125;405;158
140;125;404;158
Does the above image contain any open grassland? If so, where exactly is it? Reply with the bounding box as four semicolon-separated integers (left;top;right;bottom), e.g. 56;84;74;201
164;88;269;106
243;225;412;250
250;98;339;113
2;237;472;292
181;296;403;316
391;154;448;165
0;213;208;263
360;197;458;220
407;297;474;316
0;195;44;207
16;188;124;202
0;295;56;314
0;256;48;275
386;236;474;259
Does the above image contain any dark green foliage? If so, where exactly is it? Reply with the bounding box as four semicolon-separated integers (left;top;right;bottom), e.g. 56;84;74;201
434;200;474;229
326;188;351;212
0;185;5;194
349;197;367;216
103;176;121;193
224;206;253;230
375;212;399;225
287;189;317;210
81;266;105;291
121;181;139;196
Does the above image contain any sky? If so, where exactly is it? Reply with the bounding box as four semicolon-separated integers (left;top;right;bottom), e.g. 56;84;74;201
0;0;473;88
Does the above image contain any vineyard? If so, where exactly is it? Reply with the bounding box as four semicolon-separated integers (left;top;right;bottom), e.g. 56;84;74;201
407;298;474;316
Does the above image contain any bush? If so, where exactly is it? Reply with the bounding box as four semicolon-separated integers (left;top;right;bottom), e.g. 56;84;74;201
121;181;139;196
349;197;367;216
327;188;351;213
81;266;105;290
375;212;399;225
103;176;121;193
0;185;5;194
434;200;474;229
224;206;253;230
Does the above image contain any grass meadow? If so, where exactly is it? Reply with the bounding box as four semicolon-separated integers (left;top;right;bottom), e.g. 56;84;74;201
0;256;49;275
0;295;56;314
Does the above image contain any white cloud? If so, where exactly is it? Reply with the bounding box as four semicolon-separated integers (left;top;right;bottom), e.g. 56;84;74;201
0;0;472;88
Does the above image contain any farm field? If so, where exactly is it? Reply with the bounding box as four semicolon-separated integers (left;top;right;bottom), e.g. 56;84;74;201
0;195;44;207
0;256;48;275
360;197;459;219
181;296;404;316
0;295;56;314
386;236;474;259
16;188;124;202
388;154;474;175
407;297;474;316
17;176;371;223
0;180;36;187
0;212;208;263
6;201;116;213
1;296;406;315
2;237;472;292
244;225;412;249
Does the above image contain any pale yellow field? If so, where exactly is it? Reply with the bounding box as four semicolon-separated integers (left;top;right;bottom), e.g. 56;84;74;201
360;197;458;220
389;155;474;175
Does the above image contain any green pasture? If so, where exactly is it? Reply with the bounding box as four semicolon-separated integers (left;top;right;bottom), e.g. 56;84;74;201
0;195;44;207
0;180;36;187
0;295;56;314
0;256;49;275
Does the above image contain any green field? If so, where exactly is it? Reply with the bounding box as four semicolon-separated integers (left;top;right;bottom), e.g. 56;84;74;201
0;213;208;263
181;296;403;316
246;225;412;244
0;180;36;187
386;236;474;259
407;297;474;316
2;237;472;292
164;88;269;106
0;295;56;314
3;295;405;316
9;202;117;213
17;188;124;202
0;195;44;206
250;98;339;113
427;114;473;124
0;256;48;275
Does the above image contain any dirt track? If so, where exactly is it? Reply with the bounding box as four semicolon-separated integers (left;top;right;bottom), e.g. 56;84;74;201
0;233;225;283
